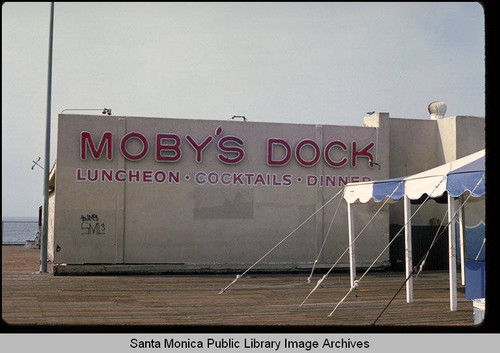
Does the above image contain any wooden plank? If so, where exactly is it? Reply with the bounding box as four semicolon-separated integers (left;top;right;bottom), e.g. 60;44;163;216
2;245;474;326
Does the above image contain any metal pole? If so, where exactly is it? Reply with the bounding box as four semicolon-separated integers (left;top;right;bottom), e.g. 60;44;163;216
403;194;413;303
447;194;458;311
458;204;466;285
40;2;54;273
347;202;356;287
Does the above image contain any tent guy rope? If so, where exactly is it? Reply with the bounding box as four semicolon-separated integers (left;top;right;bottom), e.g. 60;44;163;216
306;188;345;283
299;180;405;307
414;206;448;280
219;188;345;295
371;173;485;324
475;237;486;261
327;176;447;318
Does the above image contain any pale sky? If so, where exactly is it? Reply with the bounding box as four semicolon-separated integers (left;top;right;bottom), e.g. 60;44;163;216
2;2;485;217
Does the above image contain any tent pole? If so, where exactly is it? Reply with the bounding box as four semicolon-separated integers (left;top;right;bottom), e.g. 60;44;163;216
458;203;466;285
347;202;356;287
447;194;458;311
403;194;413;303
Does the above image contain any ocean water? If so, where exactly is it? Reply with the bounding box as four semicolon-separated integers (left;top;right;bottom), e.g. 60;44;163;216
2;217;39;244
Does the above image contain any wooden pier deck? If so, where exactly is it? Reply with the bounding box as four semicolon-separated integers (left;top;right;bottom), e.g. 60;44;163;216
2;245;476;329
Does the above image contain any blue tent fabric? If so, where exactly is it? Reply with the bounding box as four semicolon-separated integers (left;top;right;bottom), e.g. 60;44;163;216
345;150;485;204
446;156;485;197
455;222;486;300
456;222;486;262
465;260;485;300
344;150;486;304
372;178;404;202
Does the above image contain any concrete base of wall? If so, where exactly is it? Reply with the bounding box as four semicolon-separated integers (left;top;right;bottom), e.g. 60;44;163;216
52;261;390;276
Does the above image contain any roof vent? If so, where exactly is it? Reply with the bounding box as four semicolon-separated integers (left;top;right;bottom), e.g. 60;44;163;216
428;101;447;119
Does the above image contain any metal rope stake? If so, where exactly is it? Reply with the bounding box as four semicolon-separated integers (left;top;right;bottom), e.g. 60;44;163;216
371;173;485;325
219;188;344;295
328;280;359;317
300;180;404;307
327;176;447;318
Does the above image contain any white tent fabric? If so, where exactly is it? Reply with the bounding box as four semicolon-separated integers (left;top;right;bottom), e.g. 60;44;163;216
405;149;485;200
343;149;485;311
344;177;404;204
344;149;485;204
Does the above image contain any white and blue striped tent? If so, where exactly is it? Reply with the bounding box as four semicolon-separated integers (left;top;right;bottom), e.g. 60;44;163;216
343;149;485;311
345;149;485;204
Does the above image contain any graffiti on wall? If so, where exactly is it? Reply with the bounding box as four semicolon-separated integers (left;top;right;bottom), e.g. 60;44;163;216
80;214;106;235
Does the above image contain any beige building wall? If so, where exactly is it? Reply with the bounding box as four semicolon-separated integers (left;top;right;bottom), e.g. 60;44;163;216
49;112;485;273
373;114;485;227
52;114;389;271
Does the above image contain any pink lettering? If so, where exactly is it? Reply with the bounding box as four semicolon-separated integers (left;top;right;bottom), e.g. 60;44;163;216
218;136;245;164
282;174;292;186
185;135;213;163
254;174;266;185
221;172;232;185
233;173;243;185
121;132;149;161
128;170;140;182
156;133;181;162
87;169;98;182
168;171;179;184
207;172;219;184
324;141;348;168
338;176;349;186
272;174;282;186
115;169;126;182
101;169;113;182
351;141;375;167
76;168;85;181
80;131;112;160
295;139;320;167
154;171;166;183
142;170;153;183
267;138;291;166
195;171;206;185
